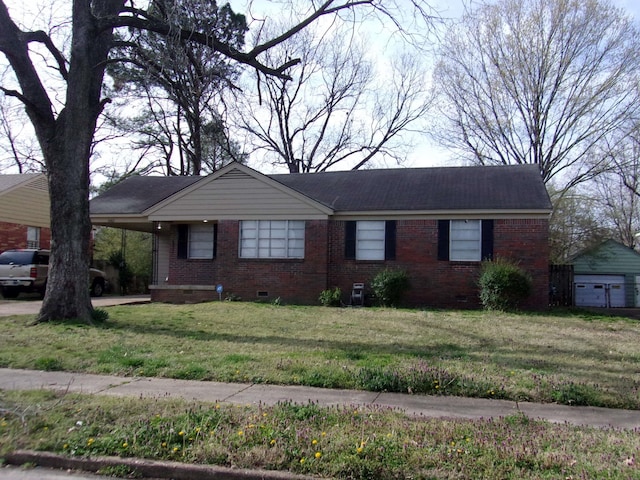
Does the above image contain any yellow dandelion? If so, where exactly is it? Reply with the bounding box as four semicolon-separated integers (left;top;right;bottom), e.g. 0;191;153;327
321;431;326;437
263;413;268;417
215;404;220;409
173;447;179;452
248;424;255;428
122;442;128;448
87;438;95;446
356;447;364;454
63;444;69;449
161;442;167;448
300;458;306;464
270;439;276;445
315;452;322;459
195;427;201;433
450;441;455;446
238;430;244;436
179;430;185;436
312;439;318;445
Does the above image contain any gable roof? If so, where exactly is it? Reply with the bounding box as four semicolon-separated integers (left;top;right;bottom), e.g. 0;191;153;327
271;164;550;212
90;163;552;226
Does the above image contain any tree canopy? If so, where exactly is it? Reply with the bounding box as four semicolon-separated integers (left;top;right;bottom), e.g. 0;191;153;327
0;0;431;323
433;0;640;192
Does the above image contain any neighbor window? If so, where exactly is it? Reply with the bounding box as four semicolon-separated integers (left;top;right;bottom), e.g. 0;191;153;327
26;226;40;249
345;220;396;261
239;220;305;259
177;224;216;259
438;219;493;262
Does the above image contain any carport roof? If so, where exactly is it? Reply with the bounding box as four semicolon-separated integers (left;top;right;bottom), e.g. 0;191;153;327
91;175;201;214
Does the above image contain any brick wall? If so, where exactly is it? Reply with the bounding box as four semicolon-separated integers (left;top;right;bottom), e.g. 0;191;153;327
159;217;549;309
161;220;328;304
0;222;51;252
328;218;549;309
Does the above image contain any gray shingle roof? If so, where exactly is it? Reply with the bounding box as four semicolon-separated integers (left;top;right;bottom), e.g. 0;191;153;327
90;164;551;215
271;164;551;211
90;175;201;214
0;173;43;194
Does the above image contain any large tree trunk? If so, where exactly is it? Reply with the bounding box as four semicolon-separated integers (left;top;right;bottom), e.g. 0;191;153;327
37;0;120;323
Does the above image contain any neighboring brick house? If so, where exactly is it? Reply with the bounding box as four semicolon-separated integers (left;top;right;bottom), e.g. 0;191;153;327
0;173;51;252
90;162;552;309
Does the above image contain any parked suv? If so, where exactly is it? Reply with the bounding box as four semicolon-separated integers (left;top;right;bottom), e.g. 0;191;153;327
0;249;106;299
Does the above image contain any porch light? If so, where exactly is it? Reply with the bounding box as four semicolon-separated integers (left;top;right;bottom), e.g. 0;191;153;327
156;222;162;230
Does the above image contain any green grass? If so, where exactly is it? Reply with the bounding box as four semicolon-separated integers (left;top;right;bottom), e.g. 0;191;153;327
2;390;640;480
2;303;640;478
1;302;639;408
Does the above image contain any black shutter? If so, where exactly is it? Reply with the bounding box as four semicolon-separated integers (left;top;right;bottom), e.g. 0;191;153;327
385;220;396;260
177;224;188;259
481;220;494;260
345;221;356;259
437;220;450;261
212;223;218;258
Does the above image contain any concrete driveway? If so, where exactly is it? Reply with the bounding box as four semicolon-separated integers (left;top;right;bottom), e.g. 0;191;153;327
0;295;150;317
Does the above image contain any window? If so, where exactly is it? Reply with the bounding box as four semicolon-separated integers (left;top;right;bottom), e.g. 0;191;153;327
438;219;493;262
345;220;396;261
27;226;40;249
177;224;216;259
189;224;215;259
450;220;481;261
357;221;385;260
239;220;305;259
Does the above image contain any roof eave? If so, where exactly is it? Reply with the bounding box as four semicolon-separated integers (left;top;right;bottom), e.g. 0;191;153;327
331;209;553;219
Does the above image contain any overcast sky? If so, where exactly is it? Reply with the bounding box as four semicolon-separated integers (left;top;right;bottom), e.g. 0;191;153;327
1;0;639;175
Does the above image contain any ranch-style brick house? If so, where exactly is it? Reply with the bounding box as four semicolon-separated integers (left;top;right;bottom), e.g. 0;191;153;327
0;173;51;252
90;162;552;309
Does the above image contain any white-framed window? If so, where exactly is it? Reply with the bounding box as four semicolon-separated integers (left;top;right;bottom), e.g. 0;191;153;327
26;226;40;249
356;220;385;260
189;223;215;259
239;220;305;259
450;220;481;261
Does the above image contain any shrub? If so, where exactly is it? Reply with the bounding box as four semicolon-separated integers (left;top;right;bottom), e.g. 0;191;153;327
478;258;532;311
370;269;409;307
319;286;342;307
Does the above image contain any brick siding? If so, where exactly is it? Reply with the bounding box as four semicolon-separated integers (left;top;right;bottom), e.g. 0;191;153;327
156;217;549;309
0;222;51;252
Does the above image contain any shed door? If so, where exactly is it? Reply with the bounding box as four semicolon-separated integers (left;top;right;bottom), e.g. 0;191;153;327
574;275;626;308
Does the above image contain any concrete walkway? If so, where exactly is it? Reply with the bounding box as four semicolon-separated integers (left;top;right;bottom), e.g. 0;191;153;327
1;368;639;430
0;295;150;317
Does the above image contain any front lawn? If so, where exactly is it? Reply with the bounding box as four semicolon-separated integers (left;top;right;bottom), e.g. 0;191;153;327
1;302;639;409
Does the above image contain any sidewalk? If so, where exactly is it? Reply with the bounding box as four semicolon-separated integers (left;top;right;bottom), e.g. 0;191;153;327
2;368;640;430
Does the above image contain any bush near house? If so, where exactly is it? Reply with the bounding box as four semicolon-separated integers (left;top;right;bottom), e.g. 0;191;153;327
319;286;342;307
370;269;410;307
478;258;532;311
